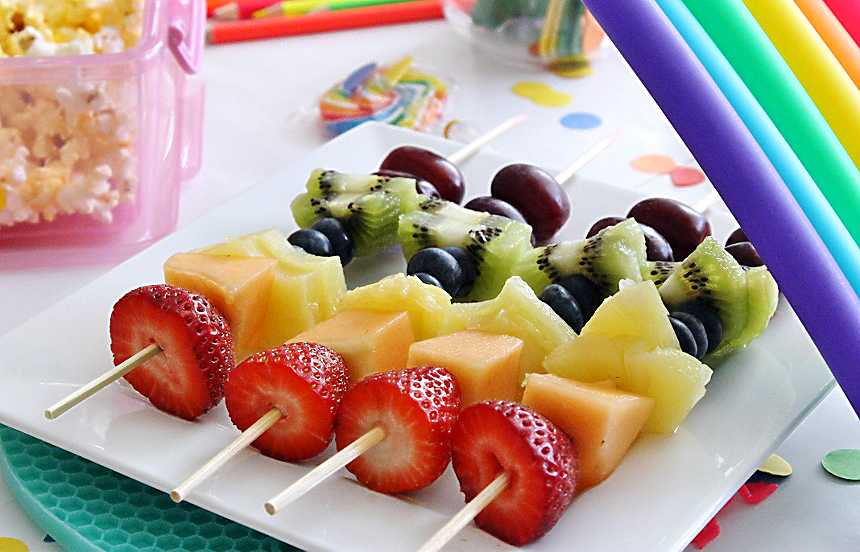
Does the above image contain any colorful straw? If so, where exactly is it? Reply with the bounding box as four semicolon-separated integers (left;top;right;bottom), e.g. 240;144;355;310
206;0;444;44
579;0;860;415
680;0;860;248
253;0;416;18
742;0;860;170
822;0;860;48
654;0;860;298
793;0;860;91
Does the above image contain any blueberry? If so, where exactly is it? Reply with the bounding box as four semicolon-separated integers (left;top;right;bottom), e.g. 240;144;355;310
288;228;333;257
442;246;477;297
539;283;585;333
675;301;723;354
413;272;444;290
556;274;603;321
311;217;354;265
669;315;699;358
406;247;464;297
670;311;708;358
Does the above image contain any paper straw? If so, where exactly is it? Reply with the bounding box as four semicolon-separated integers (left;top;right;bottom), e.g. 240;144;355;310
680;0;860;247
254;0;416;18
742;0;860;170
794;0;860;91
579;0;860;414
213;0;281;20
823;0;860;48
206;0;444;44
650;0;860;297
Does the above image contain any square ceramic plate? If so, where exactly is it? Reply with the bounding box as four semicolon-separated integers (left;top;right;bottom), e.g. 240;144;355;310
0;123;835;551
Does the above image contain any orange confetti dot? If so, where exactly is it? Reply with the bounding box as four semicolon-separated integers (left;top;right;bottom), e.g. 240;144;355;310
630;154;677;174
671;166;707;187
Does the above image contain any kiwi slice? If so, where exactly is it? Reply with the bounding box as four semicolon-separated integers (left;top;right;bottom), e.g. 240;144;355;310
512;218;648;298
642;260;679;287
658;237;750;353
291;169;422;257
397;196;533;302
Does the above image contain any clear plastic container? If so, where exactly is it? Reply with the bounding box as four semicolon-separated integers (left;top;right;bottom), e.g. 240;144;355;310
443;0;605;72
0;0;205;269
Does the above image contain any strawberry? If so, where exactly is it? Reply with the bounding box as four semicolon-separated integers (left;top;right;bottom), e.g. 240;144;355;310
334;365;460;494
109;284;234;421
224;342;348;461
450;400;578;546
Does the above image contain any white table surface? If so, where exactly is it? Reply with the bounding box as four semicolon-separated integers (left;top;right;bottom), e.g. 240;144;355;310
1;17;858;552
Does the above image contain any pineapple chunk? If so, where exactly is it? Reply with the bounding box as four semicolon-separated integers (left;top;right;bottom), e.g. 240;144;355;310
163;252;276;361
440;276;576;381
337;274;452;341
197;228;346;351
407;330;523;406
543;280;712;433
522;373;654;489
292;309;415;383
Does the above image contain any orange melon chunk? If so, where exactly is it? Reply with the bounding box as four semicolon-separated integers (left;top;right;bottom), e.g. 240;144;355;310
521;373;654;489
163;252;277;361
407;330;523;406
292;309;415;383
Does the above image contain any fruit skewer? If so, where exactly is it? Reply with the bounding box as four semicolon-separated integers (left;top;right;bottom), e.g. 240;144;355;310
173;342;348;502
265;366;460;514
45;285;234;421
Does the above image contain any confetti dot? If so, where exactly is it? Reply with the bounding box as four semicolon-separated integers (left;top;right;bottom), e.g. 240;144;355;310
822;448;860;480
670;166;706;187
630;154;677;174
0;537;28;552
560;112;602;129
737;481;778;504
511;81;572;107
690;517;720;549
758;453;792;477
548;58;594;79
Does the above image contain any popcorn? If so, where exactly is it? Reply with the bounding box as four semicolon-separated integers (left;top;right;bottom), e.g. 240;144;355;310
0;0;143;228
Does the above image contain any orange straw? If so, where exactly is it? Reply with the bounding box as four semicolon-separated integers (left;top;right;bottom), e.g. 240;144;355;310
794;0;860;91
207;0;235;17
206;0;444;44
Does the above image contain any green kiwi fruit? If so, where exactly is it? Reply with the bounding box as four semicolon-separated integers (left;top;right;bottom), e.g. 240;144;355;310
658;236;751;352
291;169;422;257
512;217;648;298
642;260;679;287
397;196;534;302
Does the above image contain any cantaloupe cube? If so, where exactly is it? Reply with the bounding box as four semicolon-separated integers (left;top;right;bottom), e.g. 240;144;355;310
197;228;346;351
292;310;415;383
521;373;654;489
407;330;523;406
163;252;277;361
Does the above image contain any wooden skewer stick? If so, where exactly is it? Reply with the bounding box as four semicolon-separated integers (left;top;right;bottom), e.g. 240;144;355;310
555;127;624;185
693;189;722;214
416;472;511;552
264;426;386;515
447;112;530;166
45;343;162;420
170;407;283;503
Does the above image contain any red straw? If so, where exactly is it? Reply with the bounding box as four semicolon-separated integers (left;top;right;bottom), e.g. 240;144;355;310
206;0;444;44
822;0;860;48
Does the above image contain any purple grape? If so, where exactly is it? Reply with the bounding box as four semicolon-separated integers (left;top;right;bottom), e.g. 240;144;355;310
379;146;466;203
627;197;711;260
586;216;625;238
726;242;764;267
725;227;749;247
489;163;571;244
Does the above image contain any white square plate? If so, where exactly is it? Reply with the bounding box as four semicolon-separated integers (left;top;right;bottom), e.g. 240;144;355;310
0;123;834;551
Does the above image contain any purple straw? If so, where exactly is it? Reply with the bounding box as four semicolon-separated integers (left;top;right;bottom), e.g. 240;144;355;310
580;0;860;415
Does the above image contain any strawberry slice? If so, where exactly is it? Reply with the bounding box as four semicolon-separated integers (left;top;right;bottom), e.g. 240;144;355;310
334;365;461;494
225;342;348;461
109;284;234;420
450;400;578;546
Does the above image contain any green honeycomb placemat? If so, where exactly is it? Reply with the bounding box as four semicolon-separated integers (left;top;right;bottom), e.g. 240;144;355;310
0;425;300;552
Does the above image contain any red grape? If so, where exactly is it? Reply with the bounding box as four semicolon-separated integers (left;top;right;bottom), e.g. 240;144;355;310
726;242;764;267
490;164;570;244
464;196;535;245
626;197;711;260
379;146;466;204
725;227;749;247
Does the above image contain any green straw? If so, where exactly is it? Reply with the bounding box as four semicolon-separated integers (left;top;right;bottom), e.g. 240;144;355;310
681;0;860;245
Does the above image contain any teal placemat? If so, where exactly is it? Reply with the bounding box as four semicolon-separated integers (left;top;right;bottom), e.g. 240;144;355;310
0;425;299;552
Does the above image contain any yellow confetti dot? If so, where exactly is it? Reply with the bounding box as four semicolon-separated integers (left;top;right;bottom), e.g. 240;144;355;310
758;453;792;476
511;81;572;107
0;537;29;552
